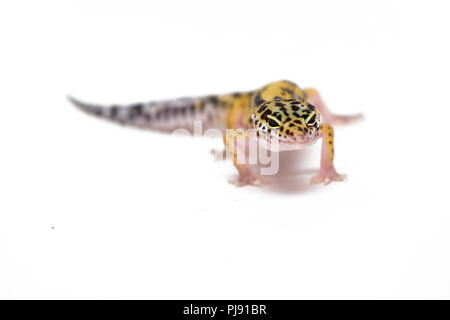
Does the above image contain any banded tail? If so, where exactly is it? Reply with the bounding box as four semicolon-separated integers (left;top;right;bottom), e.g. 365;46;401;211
68;94;227;133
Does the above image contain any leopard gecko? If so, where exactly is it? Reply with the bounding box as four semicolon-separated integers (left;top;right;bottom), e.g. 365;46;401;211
69;80;362;185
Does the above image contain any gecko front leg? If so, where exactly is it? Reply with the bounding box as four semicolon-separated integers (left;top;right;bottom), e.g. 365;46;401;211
311;124;347;185
305;88;363;125
220;92;269;187
224;130;269;186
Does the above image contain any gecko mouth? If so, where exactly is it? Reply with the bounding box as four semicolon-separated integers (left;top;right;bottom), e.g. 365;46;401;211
255;130;319;151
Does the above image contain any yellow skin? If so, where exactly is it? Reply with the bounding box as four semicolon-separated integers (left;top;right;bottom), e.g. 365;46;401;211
69;80;362;186
220;80;362;186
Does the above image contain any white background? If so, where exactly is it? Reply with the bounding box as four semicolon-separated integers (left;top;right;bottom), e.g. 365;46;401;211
1;0;449;299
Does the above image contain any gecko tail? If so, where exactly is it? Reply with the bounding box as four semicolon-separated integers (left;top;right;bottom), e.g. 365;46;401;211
67;95;147;126
67;94;205;131
67;95;105;117
68;93;227;132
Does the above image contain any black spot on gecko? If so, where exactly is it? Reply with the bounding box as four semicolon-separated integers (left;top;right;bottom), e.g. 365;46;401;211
110;106;119;118
275;102;285;107
260;109;272;120
209;96;218;105
281;87;294;96
257;103;268;113
254;93;264;106
291;105;300;111
130;104;143;114
279;108;289;117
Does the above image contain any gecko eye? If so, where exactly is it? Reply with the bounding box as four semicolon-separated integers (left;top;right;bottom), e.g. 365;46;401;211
267;116;281;128
306;113;316;126
268;119;280;128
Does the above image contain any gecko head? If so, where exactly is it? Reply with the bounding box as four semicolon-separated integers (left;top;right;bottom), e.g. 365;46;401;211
250;99;321;150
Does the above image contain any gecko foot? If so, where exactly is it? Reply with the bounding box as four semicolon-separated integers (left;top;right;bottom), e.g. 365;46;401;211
229;174;270;187
311;167;347;185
